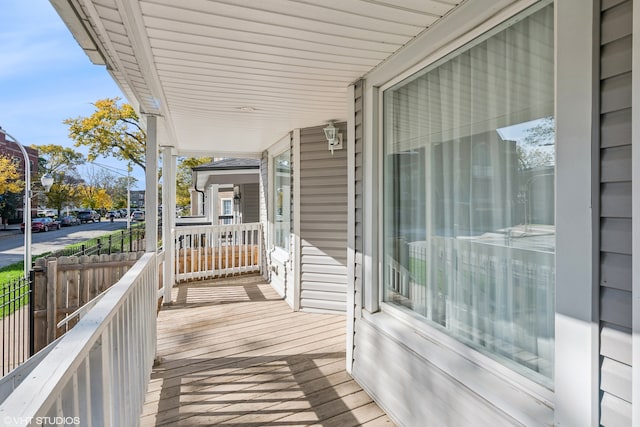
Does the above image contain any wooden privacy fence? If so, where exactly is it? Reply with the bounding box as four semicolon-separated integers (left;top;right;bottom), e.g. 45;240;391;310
32;252;144;352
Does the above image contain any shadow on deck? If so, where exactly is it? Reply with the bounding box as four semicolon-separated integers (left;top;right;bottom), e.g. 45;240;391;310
141;275;394;426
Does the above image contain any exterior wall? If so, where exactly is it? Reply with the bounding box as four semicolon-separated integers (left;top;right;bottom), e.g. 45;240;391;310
351;81;364;369
130;190;145;209
0;132;39;177
350;1;576;426
599;0;633;425
298;124;348;313
241;183;260;223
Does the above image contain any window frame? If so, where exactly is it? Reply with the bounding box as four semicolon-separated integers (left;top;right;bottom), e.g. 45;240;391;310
358;0;598;422
220;198;233;216
268;135;292;257
376;0;555;400
379;0;556;388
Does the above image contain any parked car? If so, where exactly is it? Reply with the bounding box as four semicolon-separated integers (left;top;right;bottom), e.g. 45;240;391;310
60;215;80;226
20;217;60;233
77;210;101;223
131;210;145;222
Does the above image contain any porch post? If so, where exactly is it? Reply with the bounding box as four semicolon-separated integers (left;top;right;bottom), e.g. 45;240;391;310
206;184;219;224
145;115;159;253
162;146;176;304
189;188;199;216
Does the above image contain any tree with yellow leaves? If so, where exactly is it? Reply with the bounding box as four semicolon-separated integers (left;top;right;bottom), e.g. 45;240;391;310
64;97;146;171
33;144;85;217
78;185;113;211
176;157;213;209
0;155;22;194
0;155;23;223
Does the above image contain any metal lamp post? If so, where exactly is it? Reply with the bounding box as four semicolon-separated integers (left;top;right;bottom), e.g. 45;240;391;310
0;129;32;278
0;129;56;279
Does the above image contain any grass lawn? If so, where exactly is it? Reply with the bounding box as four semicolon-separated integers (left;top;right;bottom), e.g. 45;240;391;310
0;261;30;317
0;224;145;317
0;261;24;283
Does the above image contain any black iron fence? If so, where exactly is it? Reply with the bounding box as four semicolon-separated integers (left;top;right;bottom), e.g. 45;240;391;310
0;226;147;376
1;272;33;376
47;226;146;258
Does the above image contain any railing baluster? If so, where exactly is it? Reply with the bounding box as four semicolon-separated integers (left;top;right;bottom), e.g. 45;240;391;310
172;223;262;283
0;254;158;425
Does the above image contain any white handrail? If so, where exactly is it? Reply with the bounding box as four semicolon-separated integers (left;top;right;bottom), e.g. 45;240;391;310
175;222;262;283
56;291;107;329
0;253;158;426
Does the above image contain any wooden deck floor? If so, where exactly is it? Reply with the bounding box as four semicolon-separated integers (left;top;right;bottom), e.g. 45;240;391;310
141;274;394;426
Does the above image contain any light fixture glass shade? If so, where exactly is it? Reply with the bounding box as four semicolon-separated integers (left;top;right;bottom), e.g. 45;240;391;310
323;122;337;143
41;173;54;192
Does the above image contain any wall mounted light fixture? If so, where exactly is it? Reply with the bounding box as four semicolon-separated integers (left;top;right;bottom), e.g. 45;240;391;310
323;122;343;155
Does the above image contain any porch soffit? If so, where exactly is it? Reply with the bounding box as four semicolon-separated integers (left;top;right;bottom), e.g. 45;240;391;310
55;0;461;155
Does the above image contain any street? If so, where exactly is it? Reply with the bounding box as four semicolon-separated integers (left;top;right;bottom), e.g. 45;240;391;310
0;218;129;269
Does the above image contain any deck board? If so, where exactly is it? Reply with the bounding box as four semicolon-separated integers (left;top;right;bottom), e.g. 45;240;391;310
141;274;394;426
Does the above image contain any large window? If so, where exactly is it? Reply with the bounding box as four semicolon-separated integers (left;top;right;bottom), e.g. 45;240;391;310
383;3;554;386
273;150;291;250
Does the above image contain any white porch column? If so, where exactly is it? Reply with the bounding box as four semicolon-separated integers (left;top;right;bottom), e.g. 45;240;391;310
189;188;199;216
206;184;219;224
162;146;177;304
145;115;159;253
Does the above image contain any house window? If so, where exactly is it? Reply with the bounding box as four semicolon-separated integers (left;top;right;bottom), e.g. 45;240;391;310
274;150;291;250
383;3;554;386
221;198;232;224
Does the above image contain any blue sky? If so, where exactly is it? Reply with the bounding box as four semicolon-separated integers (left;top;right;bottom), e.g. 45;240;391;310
1;0;145;188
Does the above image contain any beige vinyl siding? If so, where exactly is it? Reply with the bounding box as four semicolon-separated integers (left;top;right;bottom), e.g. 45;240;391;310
599;1;633;425
299;124;348;313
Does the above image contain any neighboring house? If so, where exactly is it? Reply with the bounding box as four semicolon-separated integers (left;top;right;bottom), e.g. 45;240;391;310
0;127;39;221
129;190;145;209
39;1;638;426
189;158;260;225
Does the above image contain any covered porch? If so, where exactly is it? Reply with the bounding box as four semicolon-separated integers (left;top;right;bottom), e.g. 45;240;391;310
142;275;391;426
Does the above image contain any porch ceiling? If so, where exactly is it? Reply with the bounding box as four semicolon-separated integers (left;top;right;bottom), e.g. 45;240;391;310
51;0;461;155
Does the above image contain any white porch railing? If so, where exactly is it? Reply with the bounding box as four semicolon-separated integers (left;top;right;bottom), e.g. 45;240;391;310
0;253;158;427
175;222;262;282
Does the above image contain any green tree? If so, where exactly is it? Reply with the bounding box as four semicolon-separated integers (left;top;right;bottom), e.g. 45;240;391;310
33;144;85;217
176;157;213;209
64;97;146;172
45;177;84;218
110;175;138;209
